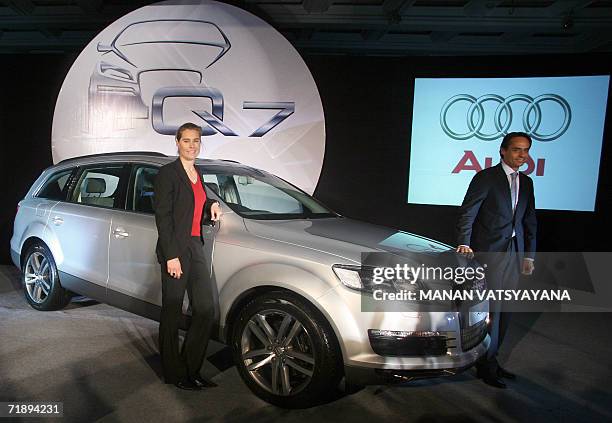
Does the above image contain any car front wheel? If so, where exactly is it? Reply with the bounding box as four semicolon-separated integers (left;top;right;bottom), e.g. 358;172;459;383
22;243;71;311
231;290;342;408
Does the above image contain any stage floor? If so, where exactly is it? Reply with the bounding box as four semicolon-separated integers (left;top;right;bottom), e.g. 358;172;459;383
1;265;611;422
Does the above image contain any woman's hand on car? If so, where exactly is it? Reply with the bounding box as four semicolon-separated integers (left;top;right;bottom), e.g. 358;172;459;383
211;202;221;221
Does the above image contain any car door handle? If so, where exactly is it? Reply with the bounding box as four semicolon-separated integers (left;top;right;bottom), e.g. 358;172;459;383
113;227;129;239
52;216;63;226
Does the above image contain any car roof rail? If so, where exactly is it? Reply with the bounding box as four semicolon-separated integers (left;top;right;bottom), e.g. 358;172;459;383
218;159;241;164
58;151;167;164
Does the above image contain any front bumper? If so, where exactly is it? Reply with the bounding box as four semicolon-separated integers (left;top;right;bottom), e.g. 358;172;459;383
345;330;489;385
315;283;489;384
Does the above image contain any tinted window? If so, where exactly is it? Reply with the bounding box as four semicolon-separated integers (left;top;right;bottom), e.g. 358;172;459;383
130;166;159;214
234;175;303;214
200;166;335;220
37;169;73;200
71;165;125;209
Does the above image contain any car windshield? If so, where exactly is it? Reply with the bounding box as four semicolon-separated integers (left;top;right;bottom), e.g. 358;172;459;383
111;20;230;68
199;164;337;220
115;20;227;48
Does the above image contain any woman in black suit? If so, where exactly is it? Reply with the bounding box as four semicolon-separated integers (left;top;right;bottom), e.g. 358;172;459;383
154;122;221;390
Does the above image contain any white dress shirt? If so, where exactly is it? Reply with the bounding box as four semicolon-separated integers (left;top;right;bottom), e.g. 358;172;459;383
501;160;519;236
500;160;519;214
500;160;533;261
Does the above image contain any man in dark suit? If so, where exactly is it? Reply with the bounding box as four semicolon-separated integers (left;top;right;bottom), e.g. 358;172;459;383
456;131;537;389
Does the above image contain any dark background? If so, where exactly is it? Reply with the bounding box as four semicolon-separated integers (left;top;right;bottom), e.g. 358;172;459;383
1;52;611;264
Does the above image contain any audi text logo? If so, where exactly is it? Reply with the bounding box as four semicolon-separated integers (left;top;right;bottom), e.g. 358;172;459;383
440;94;571;142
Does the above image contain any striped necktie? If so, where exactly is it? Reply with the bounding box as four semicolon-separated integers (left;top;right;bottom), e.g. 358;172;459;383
511;171;518;213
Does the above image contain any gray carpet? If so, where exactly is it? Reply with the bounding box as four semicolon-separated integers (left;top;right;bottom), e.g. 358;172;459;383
1;265;611;422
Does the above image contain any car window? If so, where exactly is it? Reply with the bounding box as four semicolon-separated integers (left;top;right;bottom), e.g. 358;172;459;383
130;165;159;214
200;166;335;220
36;169;73;201
234;176;303;214
202;174;221;195
71;165;125;209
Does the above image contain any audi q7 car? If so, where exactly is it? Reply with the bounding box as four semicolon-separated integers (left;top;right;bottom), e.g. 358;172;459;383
11;152;489;407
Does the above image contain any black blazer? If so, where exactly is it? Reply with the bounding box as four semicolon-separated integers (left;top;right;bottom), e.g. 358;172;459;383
456;163;537;259
154;158;218;264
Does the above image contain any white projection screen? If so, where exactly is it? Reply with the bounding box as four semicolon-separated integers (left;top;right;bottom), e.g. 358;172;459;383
408;75;610;211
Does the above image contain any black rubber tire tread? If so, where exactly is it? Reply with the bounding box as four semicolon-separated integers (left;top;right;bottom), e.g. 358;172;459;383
22;243;71;311
231;290;343;408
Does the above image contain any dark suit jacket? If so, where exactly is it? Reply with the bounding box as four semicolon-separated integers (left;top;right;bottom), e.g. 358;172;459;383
154;158;218;264
456;163;537;259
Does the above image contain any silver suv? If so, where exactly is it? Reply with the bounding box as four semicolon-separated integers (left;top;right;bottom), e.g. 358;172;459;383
10;152;489;407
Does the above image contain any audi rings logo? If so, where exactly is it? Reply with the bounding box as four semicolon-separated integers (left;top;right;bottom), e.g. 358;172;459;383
440;94;572;142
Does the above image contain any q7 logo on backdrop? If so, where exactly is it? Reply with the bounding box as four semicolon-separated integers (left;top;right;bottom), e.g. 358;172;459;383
87;19;294;137
151;87;294;137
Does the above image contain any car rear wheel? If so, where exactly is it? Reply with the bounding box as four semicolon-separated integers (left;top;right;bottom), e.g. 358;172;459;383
231;290;342;408
22;243;71;311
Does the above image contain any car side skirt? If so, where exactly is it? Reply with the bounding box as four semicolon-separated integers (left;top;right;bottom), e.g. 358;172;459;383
58;271;221;336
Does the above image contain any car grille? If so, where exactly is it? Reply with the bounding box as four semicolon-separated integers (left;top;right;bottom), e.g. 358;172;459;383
368;330;452;357
461;318;488;351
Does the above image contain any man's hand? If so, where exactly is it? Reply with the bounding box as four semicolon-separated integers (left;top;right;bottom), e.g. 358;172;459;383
522;259;535;275
456;245;474;259
167;257;182;279
211;202;221;221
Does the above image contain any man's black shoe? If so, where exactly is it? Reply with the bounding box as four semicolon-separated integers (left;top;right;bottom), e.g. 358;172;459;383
174;379;202;391
190;375;218;388
482;376;507;389
497;367;516;380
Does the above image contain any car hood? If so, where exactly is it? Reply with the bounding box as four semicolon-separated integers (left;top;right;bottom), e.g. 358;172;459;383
244;217;452;264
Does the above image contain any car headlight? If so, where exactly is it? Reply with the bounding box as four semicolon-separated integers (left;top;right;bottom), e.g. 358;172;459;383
332;264;421;293
98;61;135;82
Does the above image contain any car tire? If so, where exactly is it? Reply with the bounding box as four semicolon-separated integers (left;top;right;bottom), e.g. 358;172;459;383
231;290;343;408
22;243;71;311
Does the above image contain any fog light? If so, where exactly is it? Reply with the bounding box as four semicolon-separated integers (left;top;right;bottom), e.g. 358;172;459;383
369;329;443;338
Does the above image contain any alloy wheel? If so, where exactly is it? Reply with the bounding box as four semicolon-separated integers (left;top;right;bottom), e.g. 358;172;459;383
24;251;53;304
240;309;316;396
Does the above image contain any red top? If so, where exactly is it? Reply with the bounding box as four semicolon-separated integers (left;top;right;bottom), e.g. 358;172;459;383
190;172;207;236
